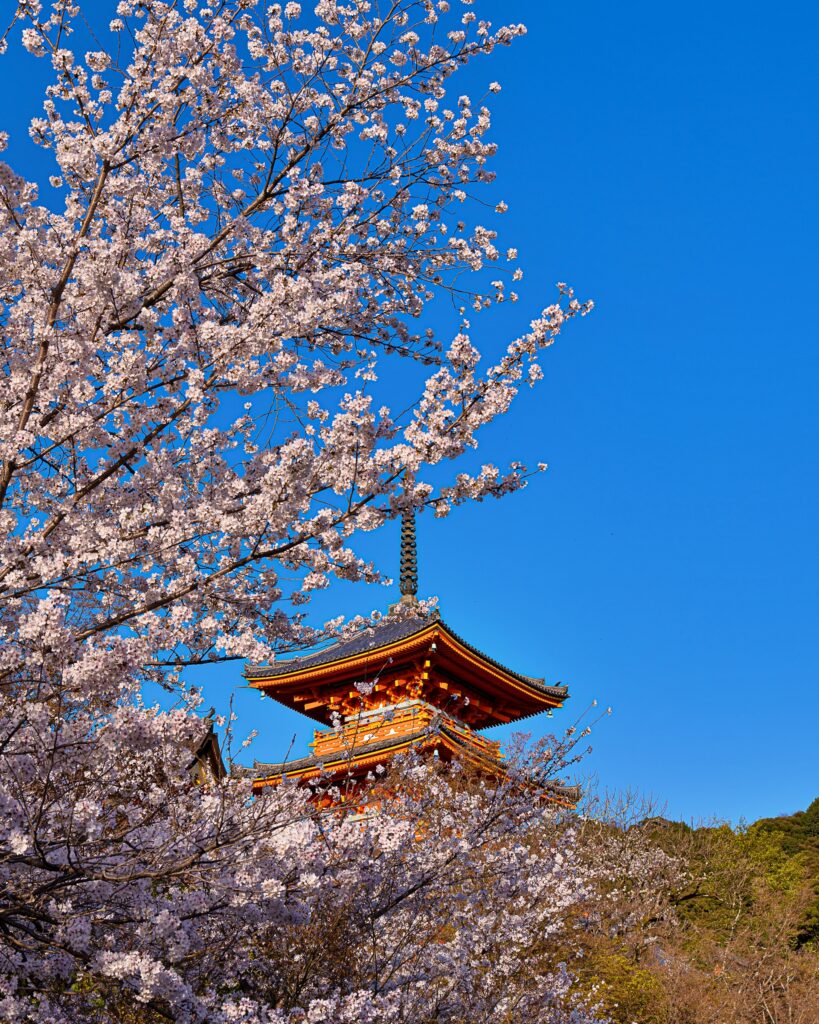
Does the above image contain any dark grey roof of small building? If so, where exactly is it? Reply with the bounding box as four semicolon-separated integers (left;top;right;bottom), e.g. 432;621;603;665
187;714;227;781
245;612;569;702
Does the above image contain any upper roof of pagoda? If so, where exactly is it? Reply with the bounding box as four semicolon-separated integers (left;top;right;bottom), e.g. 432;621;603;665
244;611;568;730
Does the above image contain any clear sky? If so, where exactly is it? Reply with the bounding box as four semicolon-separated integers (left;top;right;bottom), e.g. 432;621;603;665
3;1;817;824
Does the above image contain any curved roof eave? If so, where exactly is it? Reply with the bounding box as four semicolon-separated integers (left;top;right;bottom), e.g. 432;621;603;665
245;612;569;705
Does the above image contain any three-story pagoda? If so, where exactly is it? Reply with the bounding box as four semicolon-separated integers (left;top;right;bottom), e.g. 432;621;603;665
246;514;573;801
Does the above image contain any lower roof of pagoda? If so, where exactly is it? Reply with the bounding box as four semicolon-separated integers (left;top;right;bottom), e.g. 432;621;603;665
249;724;581;808
252;716;502;787
244;611;568;730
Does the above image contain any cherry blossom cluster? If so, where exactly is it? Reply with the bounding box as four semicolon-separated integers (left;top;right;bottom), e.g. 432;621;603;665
0;0;590;681
1;699;614;1023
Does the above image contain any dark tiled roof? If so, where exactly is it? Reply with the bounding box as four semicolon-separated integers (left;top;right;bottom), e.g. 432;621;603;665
543;783;582;805
253;718;504;777
186;717;227;781
251;723;580;805
245;612;569;702
253;726;431;777
245;614;430;679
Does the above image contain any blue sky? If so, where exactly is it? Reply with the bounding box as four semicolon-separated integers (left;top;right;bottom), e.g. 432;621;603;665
3;1;817;824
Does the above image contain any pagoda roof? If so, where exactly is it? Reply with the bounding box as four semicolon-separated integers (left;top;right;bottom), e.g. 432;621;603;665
252;722;490;779
250;719;580;807
248;613;435;680
245;611;568;728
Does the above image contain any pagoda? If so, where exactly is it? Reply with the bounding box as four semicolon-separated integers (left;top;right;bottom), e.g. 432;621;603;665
246;513;575;801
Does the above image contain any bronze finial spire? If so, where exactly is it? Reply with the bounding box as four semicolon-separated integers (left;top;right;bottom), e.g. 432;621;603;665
398;509;418;603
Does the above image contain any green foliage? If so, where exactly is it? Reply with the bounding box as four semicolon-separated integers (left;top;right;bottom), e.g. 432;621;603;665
575;798;819;1024
753;798;819;946
581;953;668;1024
755;798;819;856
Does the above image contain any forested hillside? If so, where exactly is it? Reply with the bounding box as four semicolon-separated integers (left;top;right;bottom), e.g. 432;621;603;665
575;798;819;1023
755;797;819;946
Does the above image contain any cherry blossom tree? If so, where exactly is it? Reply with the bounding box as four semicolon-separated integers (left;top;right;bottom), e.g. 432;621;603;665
3;727;612;1023
0;1;599;1020
0;0;590;677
